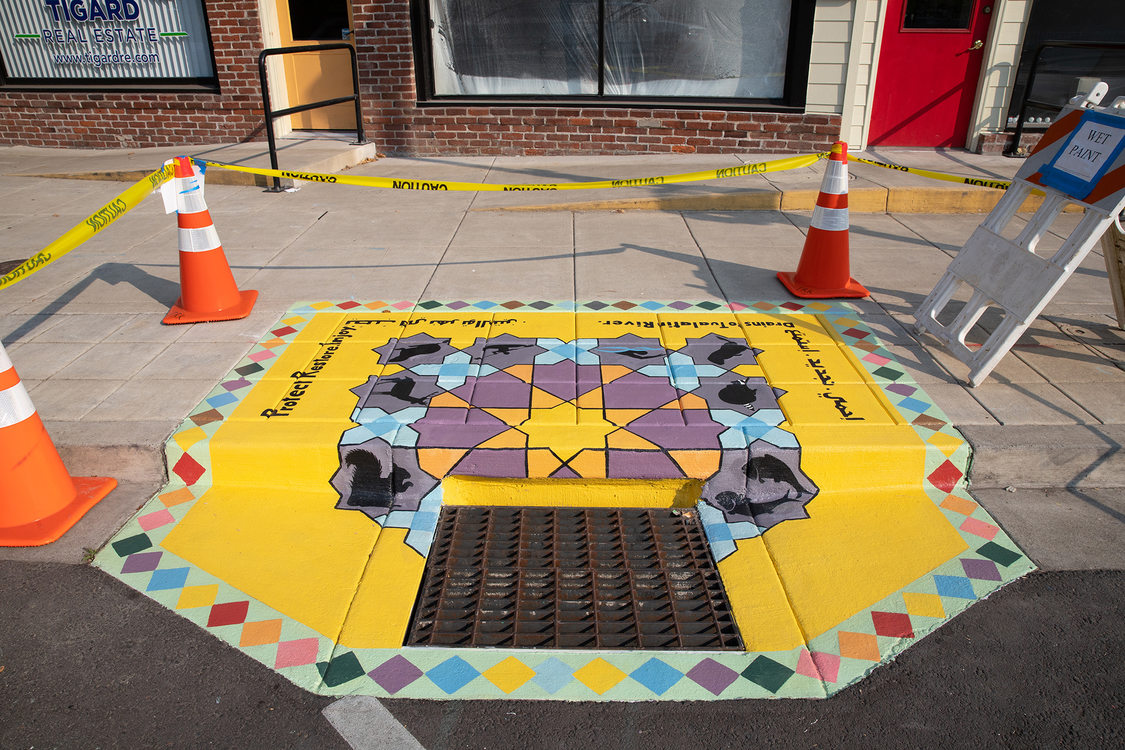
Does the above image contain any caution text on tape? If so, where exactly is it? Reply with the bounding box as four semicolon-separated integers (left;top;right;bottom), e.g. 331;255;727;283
0;164;172;292
852;156;1012;191
202;152;828;192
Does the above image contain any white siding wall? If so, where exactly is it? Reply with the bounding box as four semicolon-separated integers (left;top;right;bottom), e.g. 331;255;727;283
969;0;1033;149
807;0;886;150
806;0;853;115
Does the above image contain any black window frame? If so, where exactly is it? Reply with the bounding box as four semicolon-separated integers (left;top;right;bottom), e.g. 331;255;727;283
409;0;815;112
0;0;220;94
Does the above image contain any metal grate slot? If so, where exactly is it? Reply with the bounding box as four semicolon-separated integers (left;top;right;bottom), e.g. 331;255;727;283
405;506;745;650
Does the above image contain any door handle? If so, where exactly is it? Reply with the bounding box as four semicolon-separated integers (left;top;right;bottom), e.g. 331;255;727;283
966;39;983;52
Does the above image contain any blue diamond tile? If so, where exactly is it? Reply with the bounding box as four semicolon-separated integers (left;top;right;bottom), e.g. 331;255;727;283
426;656;481;694
147;567;190;591
896;396;931;414
630;658;683;695
934;574;977;600
532;657;575;694
206;392;237;408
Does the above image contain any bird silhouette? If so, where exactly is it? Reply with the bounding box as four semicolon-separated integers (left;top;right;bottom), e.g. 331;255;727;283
484;343;532;356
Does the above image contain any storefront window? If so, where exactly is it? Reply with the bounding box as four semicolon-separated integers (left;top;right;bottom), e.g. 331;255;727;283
429;1;599;96
426;0;805;104
0;0;216;88
1006;0;1125;129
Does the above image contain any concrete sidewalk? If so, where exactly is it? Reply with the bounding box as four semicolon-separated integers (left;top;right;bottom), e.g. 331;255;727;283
0;140;1122;572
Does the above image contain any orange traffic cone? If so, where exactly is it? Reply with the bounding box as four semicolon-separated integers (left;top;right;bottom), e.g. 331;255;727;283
0;342;116;546
777;142;869;298
163;156;258;324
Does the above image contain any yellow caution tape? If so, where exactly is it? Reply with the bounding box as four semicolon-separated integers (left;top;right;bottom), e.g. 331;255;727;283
201;152;827;192
852;156;1012;190
0;164;173;292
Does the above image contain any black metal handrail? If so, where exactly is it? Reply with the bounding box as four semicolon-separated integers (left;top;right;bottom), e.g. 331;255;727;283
258;43;366;191
1005;41;1125;157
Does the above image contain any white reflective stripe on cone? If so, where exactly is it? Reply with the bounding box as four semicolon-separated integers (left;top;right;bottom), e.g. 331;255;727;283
178;182;208;214
0;381;36;428
811;205;849;232
0;346;12;373
179;225;222;253
821;161;848;195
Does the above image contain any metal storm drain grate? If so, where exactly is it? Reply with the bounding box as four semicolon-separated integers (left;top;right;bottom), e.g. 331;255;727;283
405;506;745;650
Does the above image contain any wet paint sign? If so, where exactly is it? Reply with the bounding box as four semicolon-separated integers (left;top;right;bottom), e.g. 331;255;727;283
1037;109;1125;203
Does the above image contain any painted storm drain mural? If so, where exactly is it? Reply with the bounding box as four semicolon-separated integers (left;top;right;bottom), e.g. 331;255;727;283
331;331;819;538
96;304;1035;701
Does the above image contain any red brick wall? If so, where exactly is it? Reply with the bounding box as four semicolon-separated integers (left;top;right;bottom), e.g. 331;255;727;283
976;130;1044;156
0;0;841;154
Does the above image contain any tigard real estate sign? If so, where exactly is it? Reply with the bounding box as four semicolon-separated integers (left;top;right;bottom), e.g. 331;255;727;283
0;0;214;81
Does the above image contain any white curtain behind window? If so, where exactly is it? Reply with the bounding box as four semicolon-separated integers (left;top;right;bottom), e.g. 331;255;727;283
604;0;791;98
428;0;790;99
430;0;599;95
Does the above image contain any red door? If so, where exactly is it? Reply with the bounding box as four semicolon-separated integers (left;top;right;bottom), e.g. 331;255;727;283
868;0;994;147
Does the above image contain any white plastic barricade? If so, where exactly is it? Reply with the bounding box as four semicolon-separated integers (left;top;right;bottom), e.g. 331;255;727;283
915;88;1125;386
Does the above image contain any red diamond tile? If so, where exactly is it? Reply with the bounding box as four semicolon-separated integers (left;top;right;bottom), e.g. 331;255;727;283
780;302;803;311
928;460;963;493
271;325;298;337
337;301;361;309
207;600;250;627
172;453;205;485
871;611;914;639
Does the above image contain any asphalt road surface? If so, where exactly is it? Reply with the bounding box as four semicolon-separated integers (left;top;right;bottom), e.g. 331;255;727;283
1;562;1121;749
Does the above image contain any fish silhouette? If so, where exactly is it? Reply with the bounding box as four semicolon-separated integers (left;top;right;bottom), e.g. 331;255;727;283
595;345;663;359
342;450;413;508
714;490;795;519
709;341;750;365
386;343;442;363
616;349;662;359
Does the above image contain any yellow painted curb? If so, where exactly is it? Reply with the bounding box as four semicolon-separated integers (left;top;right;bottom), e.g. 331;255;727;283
480;186;1081;214
477;190;783;213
